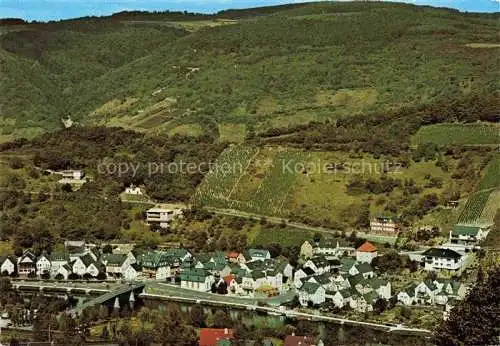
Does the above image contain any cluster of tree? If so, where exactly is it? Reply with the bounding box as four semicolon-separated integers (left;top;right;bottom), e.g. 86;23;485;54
258;94;499;156
346;176;402;195
433;266;500;346
371;251;420;273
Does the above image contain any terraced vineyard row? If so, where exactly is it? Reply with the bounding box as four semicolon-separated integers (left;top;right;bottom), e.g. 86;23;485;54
192;146;307;216
457;190;491;224
457;155;500;224
191;146;259;207
477;155;500;191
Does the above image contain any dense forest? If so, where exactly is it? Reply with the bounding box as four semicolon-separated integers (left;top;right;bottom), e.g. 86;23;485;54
1;2;498;141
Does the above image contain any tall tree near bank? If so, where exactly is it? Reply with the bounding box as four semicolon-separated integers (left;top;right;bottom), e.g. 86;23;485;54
433;266;500;346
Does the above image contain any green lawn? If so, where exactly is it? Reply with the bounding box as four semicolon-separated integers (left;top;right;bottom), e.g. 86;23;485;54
412;123;499;146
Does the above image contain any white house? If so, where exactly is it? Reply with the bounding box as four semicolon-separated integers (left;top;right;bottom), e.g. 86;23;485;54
303;257;331;275
246;249;271;262
298;282;326;306
125;185;143;195
123;264;141;281
450;224;490;246
56;264;72;280
102;254;132;278
180;268;214;292
146;207;183;229
331;289;355;308
356;241;377;264
294;267;315;288
0;256;16;275
49;253;70;276
421;248;466;271
18;250;36;276
300;241;314;259
36;254;51;276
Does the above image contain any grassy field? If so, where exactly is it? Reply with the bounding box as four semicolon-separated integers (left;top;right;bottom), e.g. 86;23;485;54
251;225;315;247
194;146;479;228
218;123;247;143
412;123;499;146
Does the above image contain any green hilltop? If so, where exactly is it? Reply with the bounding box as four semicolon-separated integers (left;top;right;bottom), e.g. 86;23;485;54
1;2;499;141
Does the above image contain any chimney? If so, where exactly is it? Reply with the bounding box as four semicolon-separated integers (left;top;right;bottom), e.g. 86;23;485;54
224;328;228;335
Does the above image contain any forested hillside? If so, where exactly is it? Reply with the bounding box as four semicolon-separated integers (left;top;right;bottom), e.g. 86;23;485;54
1;2;498;141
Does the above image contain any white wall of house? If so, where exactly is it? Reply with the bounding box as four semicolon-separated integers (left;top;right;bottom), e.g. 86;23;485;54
57;267;70;280
423;255;465;271
36;257;51;275
72;259;87;276
356;251;377;264
123;266;139;281
86;264;99;277
376;282;391;300
294;270;307;288
155;266;171;280
50;260;69;275
1;259;15;275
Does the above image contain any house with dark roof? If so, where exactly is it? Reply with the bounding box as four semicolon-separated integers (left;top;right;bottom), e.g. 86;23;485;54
303;256;331;275
294;267;316;288
422;247;466;271
102;253;131;278
17;250;36;276
138;251;174;280
298;282;326;306
246;248;271;262
0;256;16;275
180;268;214;291
355;262;374;279
49;252;70;276
450;224;490;245
331;288;356;308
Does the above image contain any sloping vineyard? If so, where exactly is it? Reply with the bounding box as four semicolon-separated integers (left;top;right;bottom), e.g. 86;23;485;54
457;155;500;225
192;146;307;216
191;146;259;207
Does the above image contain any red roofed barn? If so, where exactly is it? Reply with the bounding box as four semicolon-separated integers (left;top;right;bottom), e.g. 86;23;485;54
199;328;234;346
356;241;378;264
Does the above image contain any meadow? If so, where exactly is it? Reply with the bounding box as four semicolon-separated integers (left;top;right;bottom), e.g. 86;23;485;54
412;123;499;146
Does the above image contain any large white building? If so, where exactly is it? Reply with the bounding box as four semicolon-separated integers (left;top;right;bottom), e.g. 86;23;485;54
421;248;466;271
146;207;183;229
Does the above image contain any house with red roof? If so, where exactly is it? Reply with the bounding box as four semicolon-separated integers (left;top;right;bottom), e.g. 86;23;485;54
199;328;234;346
356;241;377;264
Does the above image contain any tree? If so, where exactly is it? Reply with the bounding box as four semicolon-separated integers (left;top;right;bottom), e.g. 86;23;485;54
102;244;113;254
189;305;205;327
212;310;232;328
373;298;387;314
356;203;371;229
433;266;500;346
313;232;322;243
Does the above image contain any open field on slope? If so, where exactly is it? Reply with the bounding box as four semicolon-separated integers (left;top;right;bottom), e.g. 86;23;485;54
412;123;499;146
1;3;498;141
192;146;307;216
456;155;500;225
193;146;483;228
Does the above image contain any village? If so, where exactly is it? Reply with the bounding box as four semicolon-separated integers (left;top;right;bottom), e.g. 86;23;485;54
0;204;488;323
